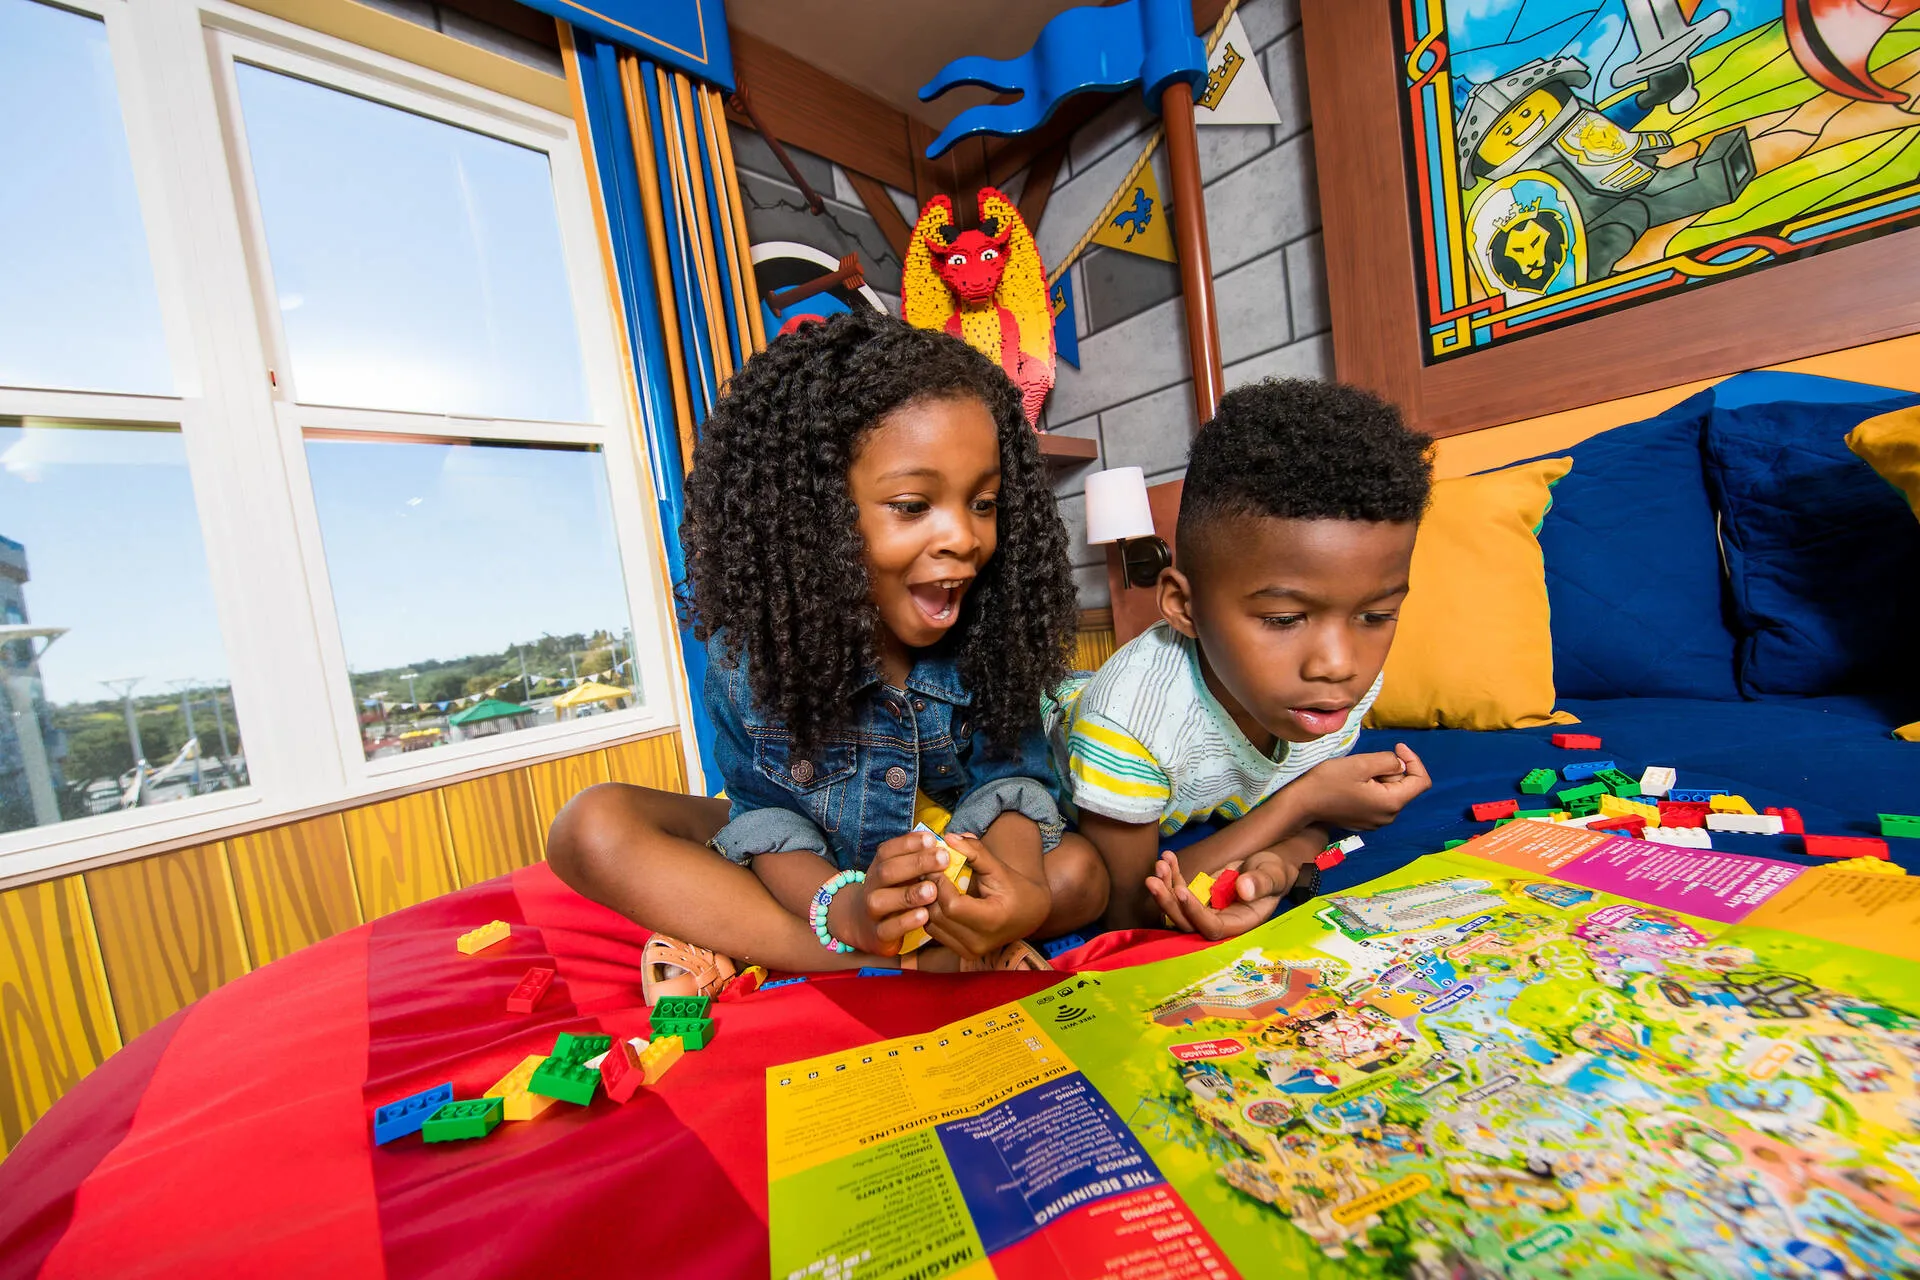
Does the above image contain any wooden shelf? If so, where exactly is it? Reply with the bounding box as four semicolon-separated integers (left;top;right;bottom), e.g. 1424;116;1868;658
1037;432;1098;469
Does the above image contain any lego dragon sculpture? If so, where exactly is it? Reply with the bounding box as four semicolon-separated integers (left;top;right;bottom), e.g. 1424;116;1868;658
902;186;1055;426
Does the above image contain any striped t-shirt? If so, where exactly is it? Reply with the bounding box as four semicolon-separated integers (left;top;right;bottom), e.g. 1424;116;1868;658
1055;621;1381;835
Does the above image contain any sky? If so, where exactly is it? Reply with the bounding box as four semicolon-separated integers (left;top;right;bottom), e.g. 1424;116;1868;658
2;1;629;706
303;437;634;677
235;62;591;423
0;0;172;394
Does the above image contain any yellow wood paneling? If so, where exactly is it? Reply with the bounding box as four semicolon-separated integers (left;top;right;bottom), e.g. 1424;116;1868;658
440;769;544;885
0;875;121;1156
1074;628;1117;672
84;844;251;1043
603;731;687;793
227;816;362;968
341;792;460;921
527;749;612;835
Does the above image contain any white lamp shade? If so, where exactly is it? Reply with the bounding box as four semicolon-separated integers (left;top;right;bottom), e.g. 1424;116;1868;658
1084;466;1156;544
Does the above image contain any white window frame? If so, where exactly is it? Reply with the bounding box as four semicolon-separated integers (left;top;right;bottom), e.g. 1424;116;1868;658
0;0;692;883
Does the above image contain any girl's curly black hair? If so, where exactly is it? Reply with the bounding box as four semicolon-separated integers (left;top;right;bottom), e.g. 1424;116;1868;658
681;309;1078;759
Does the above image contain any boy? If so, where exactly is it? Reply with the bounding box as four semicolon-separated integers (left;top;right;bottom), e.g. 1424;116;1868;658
1063;378;1434;938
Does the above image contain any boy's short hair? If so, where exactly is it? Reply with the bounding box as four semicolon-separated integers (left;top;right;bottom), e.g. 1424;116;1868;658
1176;378;1433;560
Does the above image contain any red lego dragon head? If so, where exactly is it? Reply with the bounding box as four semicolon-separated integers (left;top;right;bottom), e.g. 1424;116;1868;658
925;213;1012;305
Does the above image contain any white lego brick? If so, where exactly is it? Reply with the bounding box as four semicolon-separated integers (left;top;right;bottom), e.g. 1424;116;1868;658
1334;834;1365;854
1638;766;1676;798
1706;813;1785;835
1646;826;1713;849
1551;814;1610;828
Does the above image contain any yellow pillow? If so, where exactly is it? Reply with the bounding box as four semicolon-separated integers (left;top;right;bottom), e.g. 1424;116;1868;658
1368;457;1579;731
1848;406;1920;519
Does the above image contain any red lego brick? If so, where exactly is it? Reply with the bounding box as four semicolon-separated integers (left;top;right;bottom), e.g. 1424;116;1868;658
1315;848;1346;871
600;1038;646;1104
1593;815;1646;837
1803;834;1890;860
1657;801;1710;829
1551;733;1602;749
506;966;554;1015
1471;799;1520;822
1764;807;1805;835
1208;868;1240;910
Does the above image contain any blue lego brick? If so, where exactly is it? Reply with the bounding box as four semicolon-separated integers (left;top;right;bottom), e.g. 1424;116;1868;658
373;1081;454;1145
760;977;809;989
1668;788;1730;803
856;966;902;977
1559;760;1616;781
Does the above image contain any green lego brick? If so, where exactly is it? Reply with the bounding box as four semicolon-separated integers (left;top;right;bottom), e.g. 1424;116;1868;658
422;1096;502;1142
1593;769;1639;797
1882;814;1920;839
651;995;712;1024
1518;768;1557;795
1513;808;1558;820
551;1033;612;1064
654;1016;714;1051
1442;839;1469;850
529;1057;599;1105
1556;782;1606;806
1567;797;1601;818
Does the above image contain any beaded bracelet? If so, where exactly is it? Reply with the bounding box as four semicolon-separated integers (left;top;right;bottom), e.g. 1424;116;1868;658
808;869;865;954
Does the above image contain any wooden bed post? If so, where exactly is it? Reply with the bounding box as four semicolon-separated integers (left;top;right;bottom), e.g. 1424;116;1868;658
1160;80;1223;429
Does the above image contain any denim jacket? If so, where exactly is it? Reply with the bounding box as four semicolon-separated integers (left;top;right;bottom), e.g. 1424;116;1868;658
705;634;1065;872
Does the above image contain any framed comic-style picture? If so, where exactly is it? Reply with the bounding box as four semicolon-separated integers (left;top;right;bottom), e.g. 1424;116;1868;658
1303;1;1920;436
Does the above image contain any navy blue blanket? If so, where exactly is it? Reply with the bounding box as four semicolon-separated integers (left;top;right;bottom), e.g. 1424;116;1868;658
1342;694;1918;889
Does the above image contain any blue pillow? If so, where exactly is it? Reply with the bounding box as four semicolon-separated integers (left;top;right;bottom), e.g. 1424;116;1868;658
1533;389;1741;700
1703;375;1920;697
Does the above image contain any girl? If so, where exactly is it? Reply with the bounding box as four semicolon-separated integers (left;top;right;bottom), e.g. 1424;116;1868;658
548;311;1108;997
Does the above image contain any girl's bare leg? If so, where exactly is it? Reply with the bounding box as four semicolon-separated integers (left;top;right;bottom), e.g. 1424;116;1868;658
545;782;882;972
1038;832;1109;938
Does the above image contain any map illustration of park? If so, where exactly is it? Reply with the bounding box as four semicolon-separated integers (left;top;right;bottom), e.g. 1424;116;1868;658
1127;871;1920;1276
769;827;1920;1280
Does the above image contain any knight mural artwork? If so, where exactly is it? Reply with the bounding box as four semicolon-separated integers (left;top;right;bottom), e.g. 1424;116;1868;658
1399;0;1920;358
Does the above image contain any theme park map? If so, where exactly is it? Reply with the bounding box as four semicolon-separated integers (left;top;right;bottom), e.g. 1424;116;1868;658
767;821;1920;1279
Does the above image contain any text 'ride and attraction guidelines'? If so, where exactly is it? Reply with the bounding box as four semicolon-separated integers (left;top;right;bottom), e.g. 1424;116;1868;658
766;820;1920;1279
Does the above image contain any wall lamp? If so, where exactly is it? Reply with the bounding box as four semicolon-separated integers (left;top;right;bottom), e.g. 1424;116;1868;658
1085;466;1170;589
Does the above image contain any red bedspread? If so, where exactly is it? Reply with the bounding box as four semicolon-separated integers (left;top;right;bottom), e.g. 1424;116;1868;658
0;864;1203;1279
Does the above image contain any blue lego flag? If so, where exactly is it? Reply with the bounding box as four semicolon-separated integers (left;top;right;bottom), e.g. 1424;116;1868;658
1049;273;1079;369
917;0;1206;159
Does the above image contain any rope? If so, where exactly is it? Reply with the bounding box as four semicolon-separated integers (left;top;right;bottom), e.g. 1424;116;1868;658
1045;0;1241;289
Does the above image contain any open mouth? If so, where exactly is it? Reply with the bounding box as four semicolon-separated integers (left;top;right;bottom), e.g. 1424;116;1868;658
907;579;969;626
1289;704;1353;736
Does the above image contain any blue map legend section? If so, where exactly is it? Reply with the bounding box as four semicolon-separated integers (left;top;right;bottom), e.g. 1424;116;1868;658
935;1072;1163;1257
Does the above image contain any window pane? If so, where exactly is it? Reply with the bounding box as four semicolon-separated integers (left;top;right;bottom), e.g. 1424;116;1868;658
0;0;171;395
1;423;245;835
235;64;590;422
303;436;638;761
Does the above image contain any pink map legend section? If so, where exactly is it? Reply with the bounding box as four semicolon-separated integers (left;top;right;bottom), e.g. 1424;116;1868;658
1464;823;1803;922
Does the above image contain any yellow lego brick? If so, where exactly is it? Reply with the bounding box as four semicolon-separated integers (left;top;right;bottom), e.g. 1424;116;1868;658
486;1053;557;1121
1598;794;1659;824
1710;794;1756;816
1812;858;1905;878
640;1034;684;1084
457;919;511;954
898;835;972;954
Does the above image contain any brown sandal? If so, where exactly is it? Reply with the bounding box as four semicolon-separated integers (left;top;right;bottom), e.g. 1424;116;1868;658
899;940;1053;973
641;933;738;1004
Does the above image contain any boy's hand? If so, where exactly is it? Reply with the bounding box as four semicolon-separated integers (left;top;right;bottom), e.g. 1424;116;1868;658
1146;849;1300;941
835;830;949;956
1296;744;1430;830
922;831;1049;959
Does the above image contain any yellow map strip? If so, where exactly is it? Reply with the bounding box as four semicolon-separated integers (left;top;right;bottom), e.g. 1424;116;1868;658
765;1002;1074;1182
1742;868;1920;964
1332;1173;1432;1225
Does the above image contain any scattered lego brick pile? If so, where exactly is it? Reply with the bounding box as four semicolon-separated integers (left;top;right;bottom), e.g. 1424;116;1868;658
372;926;749;1149
1445;734;1915;862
